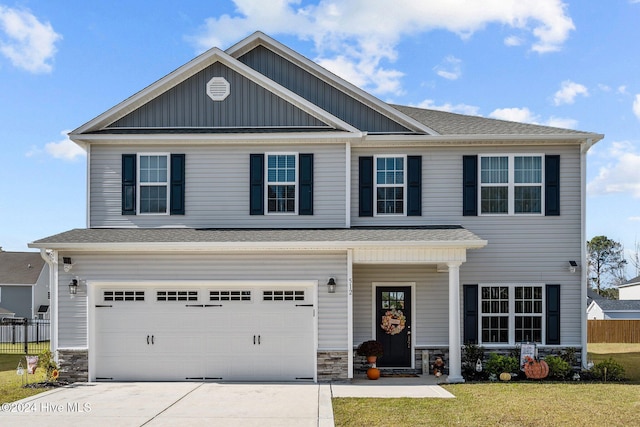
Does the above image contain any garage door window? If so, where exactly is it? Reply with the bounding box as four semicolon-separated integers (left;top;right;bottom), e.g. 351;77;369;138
104;290;145;302
157;290;198;301
263;290;304;301
210;290;251;301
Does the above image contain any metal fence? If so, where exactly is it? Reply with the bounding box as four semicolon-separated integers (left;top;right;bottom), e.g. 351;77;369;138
588;319;640;343
0;318;50;354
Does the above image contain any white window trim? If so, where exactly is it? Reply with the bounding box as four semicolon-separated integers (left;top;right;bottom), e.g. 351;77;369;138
479;283;546;346
265;152;298;215
137;153;170;216
478;154;545;216
373;154;407;217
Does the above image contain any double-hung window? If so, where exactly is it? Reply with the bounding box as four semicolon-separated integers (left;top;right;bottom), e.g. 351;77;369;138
138;154;169;214
480;284;544;345
266;153;297;214
375;155;406;215
480;155;543;215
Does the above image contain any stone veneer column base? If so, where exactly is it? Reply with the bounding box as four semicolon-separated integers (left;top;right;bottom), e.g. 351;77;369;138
317;351;349;381
57;349;88;382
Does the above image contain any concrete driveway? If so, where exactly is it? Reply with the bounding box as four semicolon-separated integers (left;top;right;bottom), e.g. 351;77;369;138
0;382;335;427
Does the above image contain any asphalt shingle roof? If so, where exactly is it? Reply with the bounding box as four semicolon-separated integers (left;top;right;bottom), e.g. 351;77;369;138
391;104;599;137
593;299;640;311
0;252;45;284
30;226;485;248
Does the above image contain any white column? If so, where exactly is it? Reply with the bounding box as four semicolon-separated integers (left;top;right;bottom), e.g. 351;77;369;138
447;262;464;383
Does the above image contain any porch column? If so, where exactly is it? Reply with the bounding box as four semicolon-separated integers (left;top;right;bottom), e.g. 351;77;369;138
447;262;464;383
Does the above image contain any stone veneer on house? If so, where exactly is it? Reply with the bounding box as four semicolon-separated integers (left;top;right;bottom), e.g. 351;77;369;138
57;349;88;382
317;351;349;381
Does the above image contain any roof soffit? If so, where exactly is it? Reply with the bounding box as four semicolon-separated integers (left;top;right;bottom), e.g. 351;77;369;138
70;47;360;139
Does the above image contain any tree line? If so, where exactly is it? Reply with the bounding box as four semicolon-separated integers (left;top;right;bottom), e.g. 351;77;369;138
587;235;639;299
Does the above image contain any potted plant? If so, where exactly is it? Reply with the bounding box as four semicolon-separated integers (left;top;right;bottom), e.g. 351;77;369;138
357;340;384;364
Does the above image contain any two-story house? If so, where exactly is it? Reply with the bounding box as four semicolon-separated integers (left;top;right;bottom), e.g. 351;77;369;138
30;32;602;383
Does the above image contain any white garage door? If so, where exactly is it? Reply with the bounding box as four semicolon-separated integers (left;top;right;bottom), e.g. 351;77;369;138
92;283;316;382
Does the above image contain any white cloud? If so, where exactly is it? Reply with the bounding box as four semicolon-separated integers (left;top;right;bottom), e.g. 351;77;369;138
553;80;589;105
0;6;62;73
630;217;640;222
633;94;640;120
545;116;578;129
434;55;462;80
27;130;85;161
188;0;575;95
588;141;640;198
489;107;539;123
416;99;480;116
618;85;627;94
504;35;524;47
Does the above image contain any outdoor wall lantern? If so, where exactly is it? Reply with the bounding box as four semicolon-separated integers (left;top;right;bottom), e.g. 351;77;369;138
63;257;74;273
568;260;578;273
69;279;78;297
327;277;337;293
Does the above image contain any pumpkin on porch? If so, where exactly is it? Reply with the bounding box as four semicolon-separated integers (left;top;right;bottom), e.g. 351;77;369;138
367;367;381;380
523;357;549;380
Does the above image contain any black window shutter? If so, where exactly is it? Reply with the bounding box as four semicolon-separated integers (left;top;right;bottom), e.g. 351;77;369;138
250;154;264;215
359;156;374;217
299;154;314;215
463;284;479;344
121;154;136;215
546;284;561;345
170;154;185;215
463;155;478;216
545;155;560;216
407;155;422;216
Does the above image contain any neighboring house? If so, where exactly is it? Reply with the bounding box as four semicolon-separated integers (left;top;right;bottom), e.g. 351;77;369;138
29;32;603;383
587;298;640;320
0;250;49;319
618;275;640;300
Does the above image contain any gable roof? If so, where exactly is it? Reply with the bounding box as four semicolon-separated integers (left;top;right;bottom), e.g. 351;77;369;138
619;275;640;288
0;251;44;284
591;299;640;312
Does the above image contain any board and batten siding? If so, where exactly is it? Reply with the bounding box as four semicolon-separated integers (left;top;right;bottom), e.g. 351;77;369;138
353;264;449;347
56;252;348;350
108;62;327;129
89;143;346;228
351;145;583;346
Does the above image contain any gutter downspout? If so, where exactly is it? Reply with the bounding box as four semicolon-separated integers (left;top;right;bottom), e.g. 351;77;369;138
39;249;58;362
580;139;591;368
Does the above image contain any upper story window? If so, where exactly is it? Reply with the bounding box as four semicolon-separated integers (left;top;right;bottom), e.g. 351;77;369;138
480;155;543;215
375;155;406;215
266;153;297;214
139;154;169;214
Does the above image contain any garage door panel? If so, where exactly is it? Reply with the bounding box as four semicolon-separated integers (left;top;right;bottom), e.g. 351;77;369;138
94;284;315;382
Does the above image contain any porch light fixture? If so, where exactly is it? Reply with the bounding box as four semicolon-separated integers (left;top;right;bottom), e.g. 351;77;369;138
69;279;78;298
569;261;578;273
63;257;74;272
327;277;337;293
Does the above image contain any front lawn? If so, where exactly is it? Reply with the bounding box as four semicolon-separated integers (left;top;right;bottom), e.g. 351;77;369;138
333;383;640;426
0;354;49;404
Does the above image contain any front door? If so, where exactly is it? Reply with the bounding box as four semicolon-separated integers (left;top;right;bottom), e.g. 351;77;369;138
375;286;412;368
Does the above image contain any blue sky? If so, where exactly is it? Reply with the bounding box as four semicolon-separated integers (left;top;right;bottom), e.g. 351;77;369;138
0;1;639;276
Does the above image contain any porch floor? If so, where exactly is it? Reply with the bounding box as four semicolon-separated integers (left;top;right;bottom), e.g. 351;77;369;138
330;373;455;398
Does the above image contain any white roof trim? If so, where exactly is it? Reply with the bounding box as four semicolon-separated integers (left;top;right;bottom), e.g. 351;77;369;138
70;47;360;137
226;31;438;136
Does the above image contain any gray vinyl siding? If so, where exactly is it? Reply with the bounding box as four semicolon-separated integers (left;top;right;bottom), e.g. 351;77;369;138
353;265;449;347
352;144;583;346
0;286;32;318
56;252;348;350
238;45;411;134
108;62;328;129
89;143;346;228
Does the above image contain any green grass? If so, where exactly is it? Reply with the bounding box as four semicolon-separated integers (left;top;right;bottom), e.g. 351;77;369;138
0;354;49;404
333;383;640;427
0;341;50;354
334;344;640;426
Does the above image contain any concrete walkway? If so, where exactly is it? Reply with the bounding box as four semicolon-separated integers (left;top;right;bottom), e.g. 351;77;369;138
0;378;453;426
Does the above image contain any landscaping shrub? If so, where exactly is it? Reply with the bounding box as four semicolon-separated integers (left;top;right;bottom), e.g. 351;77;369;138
544;355;572;380
485;353;520;377
590;358;626;382
462;344;487;381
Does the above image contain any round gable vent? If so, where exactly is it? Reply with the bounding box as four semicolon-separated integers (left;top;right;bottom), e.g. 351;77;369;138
206;77;230;101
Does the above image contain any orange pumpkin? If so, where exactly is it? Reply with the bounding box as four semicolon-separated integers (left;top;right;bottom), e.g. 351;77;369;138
367;367;381;380
524;359;549;379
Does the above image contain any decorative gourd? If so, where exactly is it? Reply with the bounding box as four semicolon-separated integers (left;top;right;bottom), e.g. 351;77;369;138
499;372;511;381
524;359;549;379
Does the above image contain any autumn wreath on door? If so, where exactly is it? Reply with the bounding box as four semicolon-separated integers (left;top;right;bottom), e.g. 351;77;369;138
381;308;407;335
